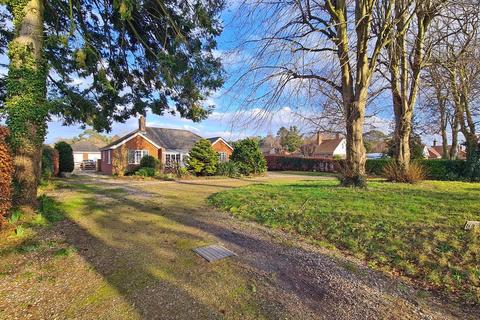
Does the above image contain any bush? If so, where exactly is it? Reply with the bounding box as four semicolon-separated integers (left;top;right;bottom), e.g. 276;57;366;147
231;138;267;176
135;167;156;177
266;155;340;172
186;139;218;176
0;127;14;225
54;141;74;173
366;159;468;181
421;159;467;180
41;146;55;177
464;149;480;182
382;162;426;183
216;161;240;178
366;159;392;176
112;145;128;176
140;155;159;169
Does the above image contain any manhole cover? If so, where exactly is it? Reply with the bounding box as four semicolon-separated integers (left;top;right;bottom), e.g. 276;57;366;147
193;245;236;262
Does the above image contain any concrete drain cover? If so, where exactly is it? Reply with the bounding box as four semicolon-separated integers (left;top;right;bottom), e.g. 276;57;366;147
193;245;236;262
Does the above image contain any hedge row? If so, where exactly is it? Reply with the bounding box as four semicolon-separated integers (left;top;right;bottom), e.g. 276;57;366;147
265;155;340;172
265;156;469;181
0;127;14;224
366;159;468;181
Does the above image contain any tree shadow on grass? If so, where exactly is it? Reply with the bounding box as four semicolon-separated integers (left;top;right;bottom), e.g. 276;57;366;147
48;182;300;319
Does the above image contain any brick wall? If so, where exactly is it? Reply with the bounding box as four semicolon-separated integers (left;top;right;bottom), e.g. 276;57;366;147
100;135;162;175
212;140;233;159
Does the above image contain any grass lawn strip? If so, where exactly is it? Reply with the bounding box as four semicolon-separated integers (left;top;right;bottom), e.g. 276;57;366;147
208;179;480;304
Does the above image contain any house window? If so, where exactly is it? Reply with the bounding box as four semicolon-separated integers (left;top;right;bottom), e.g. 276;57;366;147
218;152;228;162
165;153;182;167
107;150;111;164
128;150;149;164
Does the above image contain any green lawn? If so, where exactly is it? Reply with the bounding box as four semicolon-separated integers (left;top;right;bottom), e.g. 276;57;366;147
208;179;480;304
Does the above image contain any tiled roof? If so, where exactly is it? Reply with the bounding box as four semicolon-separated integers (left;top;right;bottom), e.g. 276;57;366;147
427;147;442;159
100;127;204;151
313;138;344;154
71;141;101;152
145;127;202;151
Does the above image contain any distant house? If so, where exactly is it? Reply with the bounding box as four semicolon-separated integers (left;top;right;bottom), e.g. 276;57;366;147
259;135;283;156
71;141;101;169
301;132;346;159
99;116;233;175
425;140;466;160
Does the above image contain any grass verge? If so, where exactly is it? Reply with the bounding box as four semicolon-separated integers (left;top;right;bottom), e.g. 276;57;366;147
208;179;480;304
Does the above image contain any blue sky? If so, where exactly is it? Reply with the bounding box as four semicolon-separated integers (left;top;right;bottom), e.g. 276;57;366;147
1;2;442;145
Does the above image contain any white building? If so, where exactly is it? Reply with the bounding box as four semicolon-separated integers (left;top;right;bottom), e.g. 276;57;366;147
71;141;101;169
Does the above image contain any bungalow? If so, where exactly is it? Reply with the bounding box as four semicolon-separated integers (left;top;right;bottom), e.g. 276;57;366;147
99;116;233;175
301;132;347;159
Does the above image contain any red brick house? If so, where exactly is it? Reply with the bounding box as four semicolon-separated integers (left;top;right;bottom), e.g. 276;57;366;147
99;117;233;174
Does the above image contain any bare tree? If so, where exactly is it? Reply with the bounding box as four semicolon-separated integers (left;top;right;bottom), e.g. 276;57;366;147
419;64;459;159
431;2;480;160
377;0;445;171
231;1;394;186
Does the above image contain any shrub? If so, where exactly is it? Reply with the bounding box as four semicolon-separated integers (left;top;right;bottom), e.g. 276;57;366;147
112;145;128;176
464;149;480;182
382;162;426;183
41;146;55;177
186;139;218;176
421;159;467;180
140;155;159;169
0;127;14;225
266;155;340;172
135;167;156;177
216;161;240;178
367;159;468;181
231;138;267;176
366;159;392;176
54;141;74;173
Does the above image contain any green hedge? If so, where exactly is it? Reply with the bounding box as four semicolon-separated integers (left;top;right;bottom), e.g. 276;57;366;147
54;141;74;173
42;146;55;177
265;155;340;172
365;159;391;176
366;159;467;181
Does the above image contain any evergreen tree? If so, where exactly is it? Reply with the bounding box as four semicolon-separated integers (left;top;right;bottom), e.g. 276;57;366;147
186;139;218;176
277;126;303;152
231;138;266;176
54;141;74;173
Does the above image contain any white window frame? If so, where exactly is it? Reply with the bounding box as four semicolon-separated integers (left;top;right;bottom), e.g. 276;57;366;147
128;150;149;164
165;152;181;167
107;150;111;164
218;152;228;163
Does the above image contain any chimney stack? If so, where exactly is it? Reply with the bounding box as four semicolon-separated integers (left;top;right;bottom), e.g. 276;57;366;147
433;139;437;147
316;131;323;145
139;115;146;132
335;133;340;139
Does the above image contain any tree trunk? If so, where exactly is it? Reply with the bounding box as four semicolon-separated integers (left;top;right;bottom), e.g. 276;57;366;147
394;110;412;167
6;0;46;211
449;115;458;159
343;101;367;186
439;98;449;159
